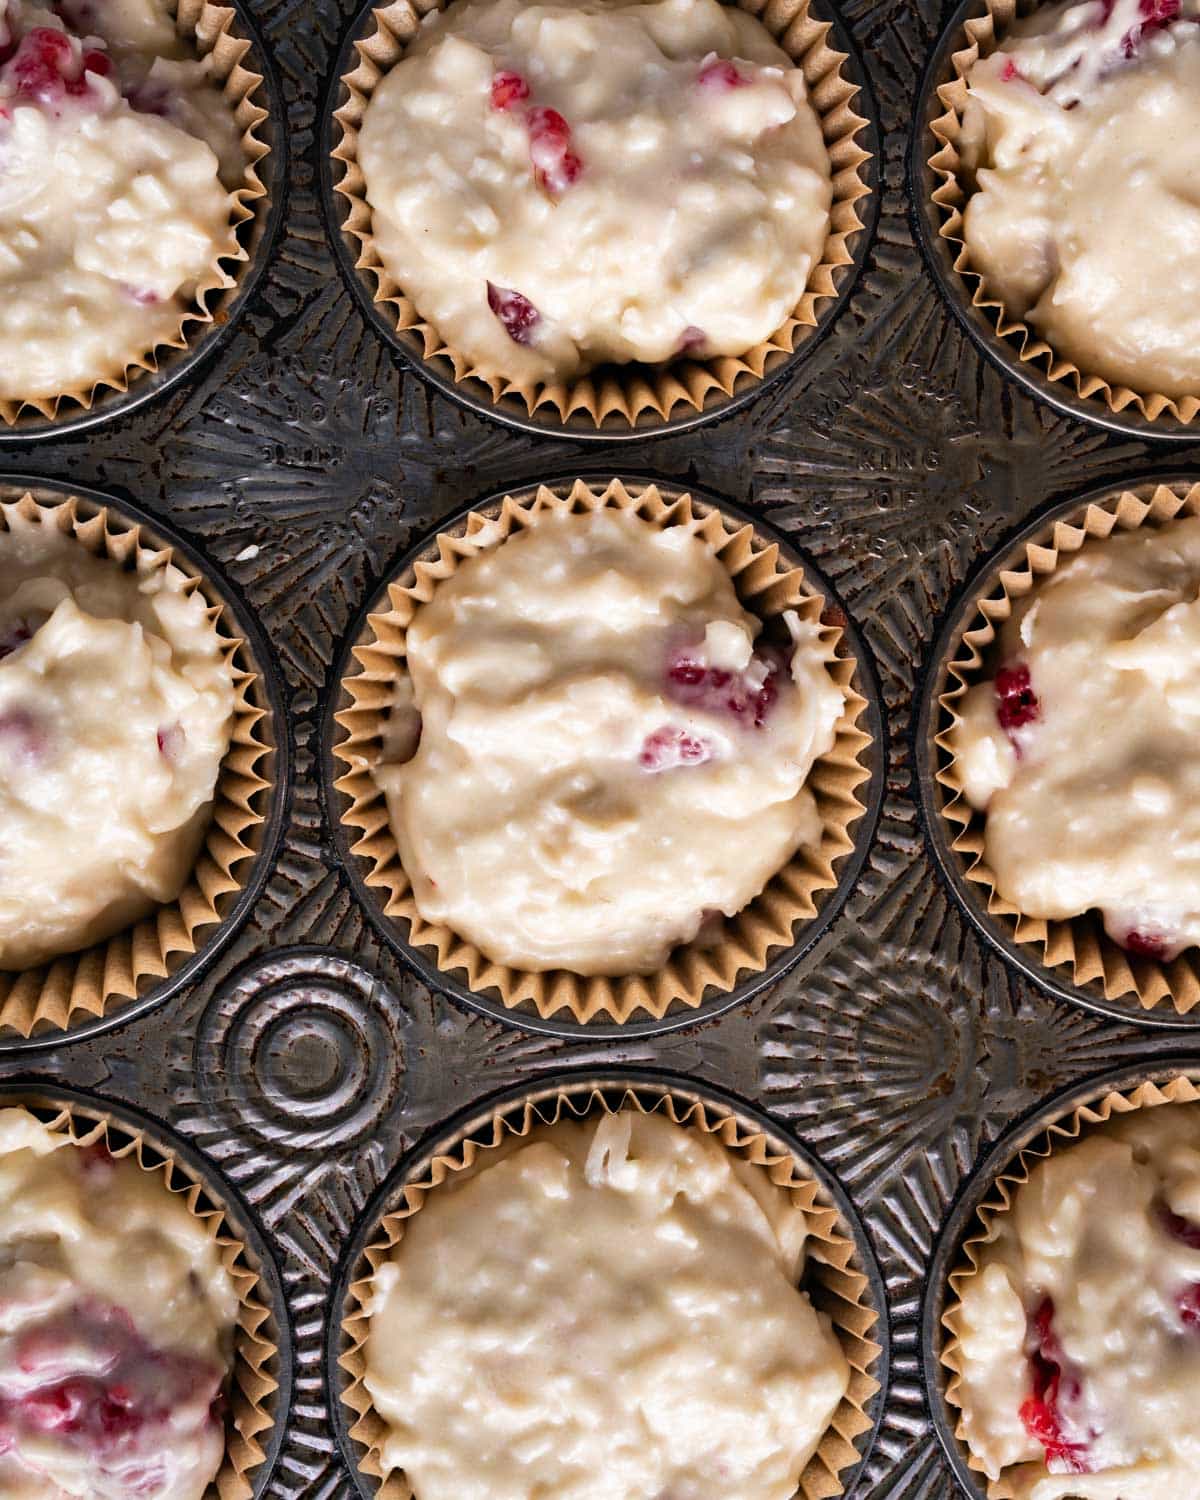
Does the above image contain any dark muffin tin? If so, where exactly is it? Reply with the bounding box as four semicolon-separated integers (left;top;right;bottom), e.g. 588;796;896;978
4;0;1200;1489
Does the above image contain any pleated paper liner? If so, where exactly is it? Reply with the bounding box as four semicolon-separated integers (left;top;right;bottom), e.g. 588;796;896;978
333;477;874;1026
926;0;1199;430
5;1096;280;1498
0;0;272;430
329;0;873;432
939;1071;1200;1499
934;479;1200;1017
337;1079;883;1500
0;490;273;1038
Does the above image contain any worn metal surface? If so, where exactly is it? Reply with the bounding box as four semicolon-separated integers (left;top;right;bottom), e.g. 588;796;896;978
2;0;1199;1488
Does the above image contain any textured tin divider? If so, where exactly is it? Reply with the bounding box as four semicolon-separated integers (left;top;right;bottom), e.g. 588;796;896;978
916;473;1200;1028
920;1056;1200;1499
0;476;290;1050
0;1080;293;1495
320;475;886;1037
326;1067;890;1500
0;0;288;444
318;0;882;439
908;0;1197;443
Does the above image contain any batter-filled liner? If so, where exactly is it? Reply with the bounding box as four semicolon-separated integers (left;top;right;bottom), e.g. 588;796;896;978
329;0;872;430
333;477;874;1025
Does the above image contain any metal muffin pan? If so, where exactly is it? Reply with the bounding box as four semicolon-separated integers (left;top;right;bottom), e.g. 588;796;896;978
5;0;1200;1488
319;0;882;440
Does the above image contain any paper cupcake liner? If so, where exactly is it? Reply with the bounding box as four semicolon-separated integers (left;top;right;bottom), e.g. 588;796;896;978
939;1070;1200;1498
926;0;1200;429
337;1080;883;1500
0;0;272;429
0;490;273;1038
332;476;874;1025
933;479;1200;1016
329;0;872;430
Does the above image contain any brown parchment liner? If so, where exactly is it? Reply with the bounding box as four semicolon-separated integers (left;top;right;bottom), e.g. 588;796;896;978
338;1085;882;1500
940;1072;1200;1498
0;0;271;428
333;477;874;1025
927;0;1200;428
11;1099;279;1499
330;0;872;429
0;491;273;1037
935;481;1200;1016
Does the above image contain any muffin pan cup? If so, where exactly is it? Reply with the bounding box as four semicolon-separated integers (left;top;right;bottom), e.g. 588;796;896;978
917;474;1200;1028
911;0;1200;442
329;1066;889;1500
0;0;286;442
324;474;884;1034
320;0;880;439
0;477;288;1048
0;1078;291;1498
920;1056;1200;1499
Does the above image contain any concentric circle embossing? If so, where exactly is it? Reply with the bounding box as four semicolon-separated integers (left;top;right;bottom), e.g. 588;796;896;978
196;949;408;1150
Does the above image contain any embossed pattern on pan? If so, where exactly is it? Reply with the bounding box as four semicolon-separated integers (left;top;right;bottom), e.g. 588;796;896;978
324;475;884;1034
7;0;1200;1488
328;1068;889;1500
917;475;1200;1028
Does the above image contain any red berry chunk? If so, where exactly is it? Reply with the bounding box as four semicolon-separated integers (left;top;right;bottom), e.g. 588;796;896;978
0;707;45;766
0;619;32;659
3;26;104;111
527;105;582;194
1019;1297;1094;1475
1;1299;224;1477
639;726;713;772
665;646;782;729
156;721;185;760
1122;0;1180;52
1177;1283;1200;1330
1001;56;1022;81
995;662;1039;745
127;79;173;117
487;281;540;346
1123;928;1169;960
676;325;707;357
490;69;529;111
697;57;749;91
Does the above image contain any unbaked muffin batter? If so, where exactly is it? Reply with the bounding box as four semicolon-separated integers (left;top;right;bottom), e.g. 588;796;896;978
950;518;1200;960
0;1106;239;1499
363;1110;850;1500
0;515;236;970
958;0;1200;400
357;0;833;384
0;0;242;404
953;1103;1200;1497
372;508;846;975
